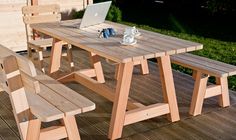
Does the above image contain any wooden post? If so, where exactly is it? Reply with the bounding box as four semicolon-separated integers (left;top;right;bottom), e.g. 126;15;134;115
189;72;209;116
89;52;105;83
49;38;63;74
216;77;230;107
140;59;149;75
62;116;81;140
157;55;180;122
108;62;134;140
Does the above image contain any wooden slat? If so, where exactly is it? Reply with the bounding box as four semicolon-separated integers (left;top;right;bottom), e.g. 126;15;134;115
22;4;60;15
205;85;222;99
28;38;53;48
35;74;95;113
124;103;170;125
85;26;157;59
189;72;209;116
30;20;203;63
26;92;64;122
105;21;203;52
55;23;142;62
171;54;229;77
21;72;40;94
39;126;67;140
76;69;96;77
0;45;37;77
93;23;181;55
180;53;236;76
23;14;61;24
37;83;82;116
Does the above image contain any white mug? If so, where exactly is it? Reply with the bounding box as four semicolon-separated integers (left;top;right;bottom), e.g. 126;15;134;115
123;34;134;44
124;26;139;36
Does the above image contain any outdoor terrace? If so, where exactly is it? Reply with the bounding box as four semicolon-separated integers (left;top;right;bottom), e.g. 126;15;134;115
0;48;236;140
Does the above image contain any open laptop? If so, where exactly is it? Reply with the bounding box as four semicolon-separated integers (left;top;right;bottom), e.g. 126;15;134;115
79;1;112;29
63;1;112;29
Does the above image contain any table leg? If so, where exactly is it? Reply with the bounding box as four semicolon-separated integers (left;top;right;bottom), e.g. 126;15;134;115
108;62;133;140
89;52;105;83
157;55;180;122
49;38;63;74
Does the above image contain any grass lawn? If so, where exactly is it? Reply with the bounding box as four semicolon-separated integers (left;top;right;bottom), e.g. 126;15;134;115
120;21;236;91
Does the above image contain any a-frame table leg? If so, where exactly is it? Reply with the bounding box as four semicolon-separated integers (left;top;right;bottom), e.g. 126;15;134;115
108;62;133;140
157;55;180;122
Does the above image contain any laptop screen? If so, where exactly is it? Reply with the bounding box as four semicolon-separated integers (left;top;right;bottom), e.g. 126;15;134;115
79;1;112;29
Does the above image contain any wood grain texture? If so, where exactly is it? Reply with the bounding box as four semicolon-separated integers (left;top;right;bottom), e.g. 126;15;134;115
171;53;236;77
30;19;203;63
1;49;236;140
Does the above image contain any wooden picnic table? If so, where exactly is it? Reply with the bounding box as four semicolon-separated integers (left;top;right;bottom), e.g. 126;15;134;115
30;19;203;140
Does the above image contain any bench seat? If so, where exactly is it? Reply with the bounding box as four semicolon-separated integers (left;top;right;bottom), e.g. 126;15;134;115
171;53;236;77
0;44;94;140
171;53;236;116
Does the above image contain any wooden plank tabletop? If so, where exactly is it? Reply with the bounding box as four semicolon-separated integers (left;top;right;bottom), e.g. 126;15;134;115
30;19;203;63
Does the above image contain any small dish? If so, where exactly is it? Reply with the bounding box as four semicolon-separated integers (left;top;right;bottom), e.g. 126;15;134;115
120;40;137;46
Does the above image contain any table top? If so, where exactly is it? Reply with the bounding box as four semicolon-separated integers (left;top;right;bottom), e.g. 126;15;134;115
31;19;203;63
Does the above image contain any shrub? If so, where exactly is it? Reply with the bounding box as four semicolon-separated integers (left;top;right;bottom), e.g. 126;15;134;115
106;5;122;22
72;9;85;19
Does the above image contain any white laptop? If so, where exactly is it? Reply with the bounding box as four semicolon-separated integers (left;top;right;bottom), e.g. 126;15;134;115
79;1;112;29
62;1;111;29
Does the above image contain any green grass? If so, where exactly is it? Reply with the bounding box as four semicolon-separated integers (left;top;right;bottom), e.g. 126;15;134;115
119;21;236;91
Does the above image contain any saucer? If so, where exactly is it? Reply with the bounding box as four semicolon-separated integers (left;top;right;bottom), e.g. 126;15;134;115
120;40;137;46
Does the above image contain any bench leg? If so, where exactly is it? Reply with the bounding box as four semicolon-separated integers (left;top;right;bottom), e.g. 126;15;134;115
189;71;209;116
216;77;230;107
49;39;63;74
157;55;180;122
38;51;45;73
109;62;133;140
89;52;105;83
66;44;74;72
62;116;81;140
26;118;41;140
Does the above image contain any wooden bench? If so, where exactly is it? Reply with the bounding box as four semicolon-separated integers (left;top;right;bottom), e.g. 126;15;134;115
0;45;95;140
171;53;236;116
22;4;74;73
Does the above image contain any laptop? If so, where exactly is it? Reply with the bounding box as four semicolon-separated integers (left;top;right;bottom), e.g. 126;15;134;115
80;1;112;29
63;1;112;29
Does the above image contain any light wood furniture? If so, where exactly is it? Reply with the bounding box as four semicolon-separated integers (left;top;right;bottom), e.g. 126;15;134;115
22;4;74;72
30;19;203;140
171;53;236;116
0;45;95;140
